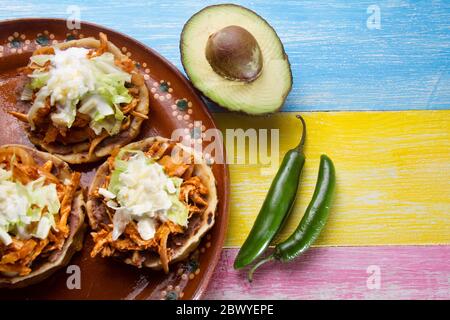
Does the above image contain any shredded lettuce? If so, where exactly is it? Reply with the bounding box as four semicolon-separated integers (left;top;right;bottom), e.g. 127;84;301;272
95;73;132;106
34;215;52;239
167;195;189;227
27;177;61;216
79;94;123;135
108;149;148;195
50;99;78;128
91;53;132;80
105;152;189;241
24;47;134;134
90;113;123;136
29;72;50;90
167;178;189;227
30;54;53;66
0;168;61;245
108;157;129;196
20;85;33;101
79;94;115;121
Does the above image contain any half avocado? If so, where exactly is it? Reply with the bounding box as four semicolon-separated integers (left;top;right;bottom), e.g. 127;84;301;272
180;4;292;115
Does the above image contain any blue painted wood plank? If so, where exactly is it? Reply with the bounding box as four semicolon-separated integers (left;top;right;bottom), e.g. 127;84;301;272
0;0;449;112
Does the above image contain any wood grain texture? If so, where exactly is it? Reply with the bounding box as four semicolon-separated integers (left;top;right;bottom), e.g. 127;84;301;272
1;1;450;300
204;247;450;299
215;111;450;247
1;0;449;111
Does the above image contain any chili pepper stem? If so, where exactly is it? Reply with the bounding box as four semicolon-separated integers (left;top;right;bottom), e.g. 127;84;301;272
247;255;275;282
295;115;306;152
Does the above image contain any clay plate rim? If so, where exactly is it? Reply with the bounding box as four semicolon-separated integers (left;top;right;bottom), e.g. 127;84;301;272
0;17;230;300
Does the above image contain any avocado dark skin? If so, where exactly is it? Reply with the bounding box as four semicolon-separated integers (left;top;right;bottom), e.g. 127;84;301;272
205;25;263;82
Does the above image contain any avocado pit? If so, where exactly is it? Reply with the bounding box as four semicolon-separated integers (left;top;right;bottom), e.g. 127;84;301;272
205;25;263;82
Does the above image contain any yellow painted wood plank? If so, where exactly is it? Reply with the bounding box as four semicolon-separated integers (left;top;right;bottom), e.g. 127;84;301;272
213;111;450;247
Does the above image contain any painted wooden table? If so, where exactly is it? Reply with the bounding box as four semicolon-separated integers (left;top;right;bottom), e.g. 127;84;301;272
1;0;449;299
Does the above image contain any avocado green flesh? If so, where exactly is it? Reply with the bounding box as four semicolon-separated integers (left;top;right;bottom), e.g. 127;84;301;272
181;4;292;114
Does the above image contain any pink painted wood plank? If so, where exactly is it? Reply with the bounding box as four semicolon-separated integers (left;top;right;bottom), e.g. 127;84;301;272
203;246;450;300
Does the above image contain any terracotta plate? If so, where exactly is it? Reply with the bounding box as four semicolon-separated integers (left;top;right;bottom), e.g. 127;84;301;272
0;18;229;300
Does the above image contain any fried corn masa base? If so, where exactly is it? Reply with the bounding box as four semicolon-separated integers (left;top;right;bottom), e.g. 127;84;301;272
86;137;218;271
26;35;150;164
0;145;86;289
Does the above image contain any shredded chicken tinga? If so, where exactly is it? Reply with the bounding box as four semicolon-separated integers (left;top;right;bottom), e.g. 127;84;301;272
9;33;149;163
0;147;80;276
90;141;210;273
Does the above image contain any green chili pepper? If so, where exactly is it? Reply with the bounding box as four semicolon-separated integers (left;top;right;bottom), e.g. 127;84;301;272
247;154;336;281
233;115;306;270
